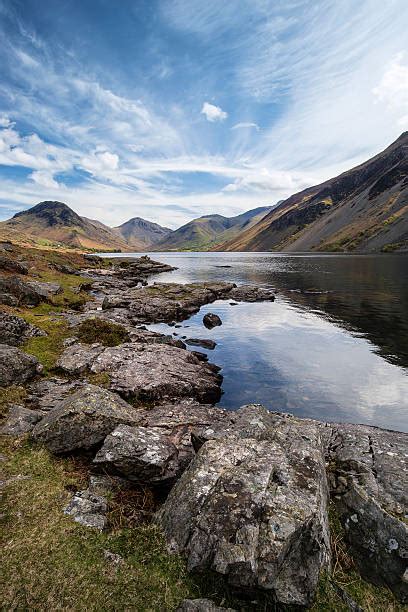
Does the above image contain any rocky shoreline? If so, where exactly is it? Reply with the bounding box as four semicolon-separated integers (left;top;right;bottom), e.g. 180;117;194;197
1;249;407;609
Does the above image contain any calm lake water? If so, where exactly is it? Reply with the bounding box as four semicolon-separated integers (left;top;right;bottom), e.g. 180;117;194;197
100;252;408;432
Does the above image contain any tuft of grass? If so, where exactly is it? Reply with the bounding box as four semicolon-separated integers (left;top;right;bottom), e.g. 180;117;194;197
0;386;27;419
75;318;130;347
86;372;111;388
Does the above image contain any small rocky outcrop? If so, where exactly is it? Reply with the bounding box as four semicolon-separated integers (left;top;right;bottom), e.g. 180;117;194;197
186;338;217;350
26;280;62;299
0;344;43;387
327;422;408;603
31;384;138;453
0;312;45;347
0;405;43;435
101;282;236;324
0;255;28;275
229;286;275;302
116;256;177;277
0;276;45;306
203;313;222;329
157;405;331;607
64;490;108;530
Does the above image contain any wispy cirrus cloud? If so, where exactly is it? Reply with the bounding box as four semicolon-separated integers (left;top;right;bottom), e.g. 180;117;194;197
0;0;407;227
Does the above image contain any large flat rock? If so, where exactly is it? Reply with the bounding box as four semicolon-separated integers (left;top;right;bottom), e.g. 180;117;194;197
101;281;236;323
90;343;222;403
156;405;331;606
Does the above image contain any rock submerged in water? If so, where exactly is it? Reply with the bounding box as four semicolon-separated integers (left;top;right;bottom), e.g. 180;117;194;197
156;405;331;607
185;338;217;350
203;313;222;329
0;344;43;387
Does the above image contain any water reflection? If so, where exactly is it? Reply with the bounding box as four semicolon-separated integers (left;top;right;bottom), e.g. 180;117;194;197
100;252;408;432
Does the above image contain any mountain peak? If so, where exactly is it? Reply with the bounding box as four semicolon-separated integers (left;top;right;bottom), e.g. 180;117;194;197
12;201;82;226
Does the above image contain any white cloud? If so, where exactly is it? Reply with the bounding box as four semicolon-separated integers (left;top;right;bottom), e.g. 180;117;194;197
231;122;260;131
30;170;60;189
80;150;119;177
201;102;228;122
372;53;408;129
223;168;312;193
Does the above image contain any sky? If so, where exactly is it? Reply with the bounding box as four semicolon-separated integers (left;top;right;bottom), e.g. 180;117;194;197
0;0;407;229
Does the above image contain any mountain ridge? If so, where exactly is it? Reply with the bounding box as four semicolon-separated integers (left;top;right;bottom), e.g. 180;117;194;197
114;217;171;249
153;206;273;251
215;132;408;253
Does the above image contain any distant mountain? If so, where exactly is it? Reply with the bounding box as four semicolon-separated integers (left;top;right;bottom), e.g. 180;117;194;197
1;201;128;251
153;206;273;251
115;217;171;249
216;133;408;253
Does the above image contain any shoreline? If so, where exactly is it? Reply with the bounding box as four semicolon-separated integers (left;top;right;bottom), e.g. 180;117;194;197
1;245;407;609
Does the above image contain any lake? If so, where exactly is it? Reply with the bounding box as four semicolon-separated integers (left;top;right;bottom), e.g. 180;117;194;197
99;252;408;432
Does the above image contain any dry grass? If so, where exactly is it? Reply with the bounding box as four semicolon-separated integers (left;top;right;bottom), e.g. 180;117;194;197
0;436;200;611
311;503;405;611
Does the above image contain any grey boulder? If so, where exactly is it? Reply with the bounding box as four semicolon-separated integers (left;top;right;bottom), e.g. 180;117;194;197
157;405;331;607
0;312;45;346
56;343;104;375
31;384;138;453
26;280;62;299
0;344;42;387
328;423;408;603
0;276;44;306
94;424;179;484
64;489;108;530
26;377;84;411
0;405;43;435
0;255;28;274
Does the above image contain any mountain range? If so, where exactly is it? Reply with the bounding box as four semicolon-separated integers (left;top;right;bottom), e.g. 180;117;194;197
0;133;406;253
216;132;408;253
0;201;273;252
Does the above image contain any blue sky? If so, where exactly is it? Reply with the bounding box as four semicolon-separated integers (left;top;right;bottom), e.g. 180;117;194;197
0;0;407;228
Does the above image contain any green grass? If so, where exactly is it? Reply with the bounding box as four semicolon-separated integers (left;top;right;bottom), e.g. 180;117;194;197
0;386;27;419
21;313;70;374
0;436;200;611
